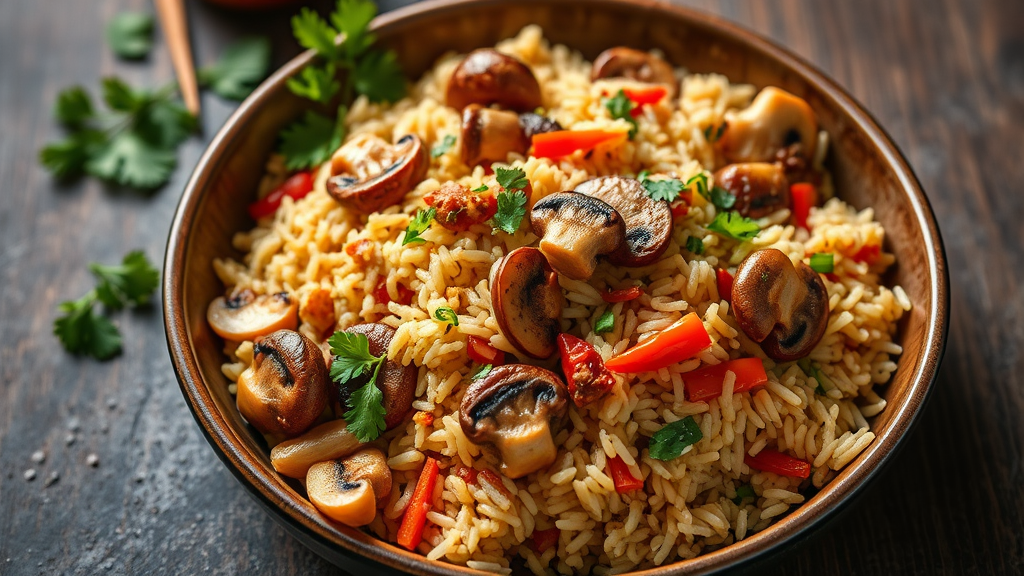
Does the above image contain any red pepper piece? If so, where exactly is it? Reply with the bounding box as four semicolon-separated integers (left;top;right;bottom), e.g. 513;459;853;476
851;244;880;264
557;333;616;407
745;449;811;479
684;357;768;402
605;313;712;374
374;279;416;306
248;171;315;220
623;85;669;117
532;130;628;159
467;335;505;366
602;286;643;303
396;457;439;551
455;465;478;486
531;527;560;554
607;455;644;493
716;268;734;304
789;182;818;230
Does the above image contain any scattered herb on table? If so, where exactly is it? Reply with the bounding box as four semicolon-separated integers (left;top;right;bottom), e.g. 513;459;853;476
594;310;615;334
198;38;272;101
327;330;388;442
431;134;456;158
603;89;638;138
707;211;761;242
107;12;154;59
686;235;704;255
402;207;436;245
648;416;704;460
809;252;835;274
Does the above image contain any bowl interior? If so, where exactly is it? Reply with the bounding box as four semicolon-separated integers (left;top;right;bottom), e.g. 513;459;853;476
165;1;947;574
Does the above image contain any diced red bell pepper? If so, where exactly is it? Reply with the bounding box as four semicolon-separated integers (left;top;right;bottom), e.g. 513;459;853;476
716;268;734;304
623;85;669;117
531;527;560;554
558;334;616;407
789;182;818;230
467;336;505;366
605;313;712;374
745;449;811;479
455;465;478;486
851;244;880;264
532;130;628;159
396;457;439;551
607;455;644;493
374;279;416;306
248;171;315;220
684;357;768;402
671;201;690;219
602;286;643;303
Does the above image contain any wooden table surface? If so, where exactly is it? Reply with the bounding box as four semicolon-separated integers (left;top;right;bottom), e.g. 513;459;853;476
1;0;1022;574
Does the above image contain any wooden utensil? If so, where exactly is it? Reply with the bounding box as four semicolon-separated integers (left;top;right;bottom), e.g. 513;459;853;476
154;0;201;115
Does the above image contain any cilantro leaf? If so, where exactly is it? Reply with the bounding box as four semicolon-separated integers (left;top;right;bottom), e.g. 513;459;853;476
434;306;459;334
107;12;154;59
402;207;436;245
54;296;123;360
85;132;177;189
278;107;346;170
54;87;94;128
198;37;272;101
40;130;107;180
710;186;736;210
291;8;341;59
101;77;142;112
331;0;377;59
595;310;615;334
641;175;684;202
604;89;638;138
89;251;160;310
491;190;528;234
495;166;529;192
707;212;761;242
135;96;197;149
685;235;704;255
431;135;456;158
649;416;703;461
344;380;387;442
471;364;492;380
353;48;406;103
328;331;385;383
286;63;341;104
328;329;388;442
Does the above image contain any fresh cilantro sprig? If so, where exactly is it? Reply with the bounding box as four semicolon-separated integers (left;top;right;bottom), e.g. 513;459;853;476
649;416;703;460
707;212;761;242
54;251;159;360
638;171;684;203
328;331;388;442
402;207;436;245
495;166;529;192
490;167;529;234
198;38;272;101
107;12;154;59
604;89;638;139
279;107;347;171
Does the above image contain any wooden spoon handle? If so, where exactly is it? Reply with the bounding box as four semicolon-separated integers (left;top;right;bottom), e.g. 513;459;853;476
154;0;200;115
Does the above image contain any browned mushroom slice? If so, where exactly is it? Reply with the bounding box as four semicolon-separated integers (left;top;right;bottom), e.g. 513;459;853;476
235;329;329;437
530;192;626;280
717;87;818;164
591;47;678;98
518;112;563;140
271;419;363;479
306;448;392;527
461;104;530;168
713;162;791;219
574;176;672;267
207;291;298;342
459;364;569;479
490;247;564;359
330;323;416;430
446;49;542;112
326;133;428;214
731;248;829;361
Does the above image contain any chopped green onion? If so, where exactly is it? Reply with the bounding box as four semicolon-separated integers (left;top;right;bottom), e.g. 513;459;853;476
433;306;459;334
809;252;834;274
471;184;488;192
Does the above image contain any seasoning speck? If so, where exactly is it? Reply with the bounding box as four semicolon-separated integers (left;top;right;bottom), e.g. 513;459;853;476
67;417;81;432
31;450;46;464
86;453;100;467
23;469;36;481
106;398;118;410
65;434;76;446
44;471;60;487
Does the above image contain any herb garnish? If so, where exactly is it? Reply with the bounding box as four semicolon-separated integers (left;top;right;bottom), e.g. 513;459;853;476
471;184;489;192
703;123;726;143
709;186;737;210
809;253;834;274
490;167;530;234
198;38;272;101
327;331;387;442
433;306;459;334
604;89;638;139
707;212;761;242
471;364;492;381
595;310;615;334
495;166;529;192
648;416;703;461
402;207;436;245
685;172;710;200
732;484;756;504
685;236;705;255
639;172;685;203
279;109;347;171
107;12;154;59
431;135;457;158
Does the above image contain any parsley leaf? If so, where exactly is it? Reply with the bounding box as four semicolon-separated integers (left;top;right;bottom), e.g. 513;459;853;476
649;416;703;460
686;236;704;255
604;89;638;138
710;186;736;210
278;106;347;170
86;132;177;189
707;212;761;242
328;331;385;382
640;174;685;202
471;184;489;192
101;77;142;112
39;130;106;180
471;364;492;380
434;306;459;334
286;63;341;104
328;330;388;442
107;12;154;59
809;253;834;274
431;135;457;158
491;190;528;234
344;380;387;442
495;166;529;192
331;0;377;58
55;87;94;128
89;250;160;310
353;48;406;103
54;296;123;360
402;207;436;245
595;310;615;334
292;7;342;59
198;37;272;101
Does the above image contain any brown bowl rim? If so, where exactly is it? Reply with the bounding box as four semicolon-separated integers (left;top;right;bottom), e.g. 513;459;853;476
163;0;950;574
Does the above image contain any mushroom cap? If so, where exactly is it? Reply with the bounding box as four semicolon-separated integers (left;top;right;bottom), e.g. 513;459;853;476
518;112;564;140
489;247;565;359
270;419;363;479
306;448;392;527
207;291;298;342
332;323;416;431
591;47;678;98
713;162;791;219
530;192;627;280
731;248;830;361
574;176;673;267
235;329;329;437
459;364;569;479
326;133;428;214
446;49;542;112
461;104;530;168
717;87;818;164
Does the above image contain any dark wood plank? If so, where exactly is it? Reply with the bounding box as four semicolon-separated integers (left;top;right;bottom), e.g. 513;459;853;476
1;0;1021;574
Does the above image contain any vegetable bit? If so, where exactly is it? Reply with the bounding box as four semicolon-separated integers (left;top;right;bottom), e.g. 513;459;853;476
683;357;768;402
603;89;638;138
607;455;644;493
327;330;388;442
809;252;835;274
745;449;811;479
605;313;711;373
707;211;761;242
649;416;703;460
402;207;436;245
531;129;627;159
396;457;440;551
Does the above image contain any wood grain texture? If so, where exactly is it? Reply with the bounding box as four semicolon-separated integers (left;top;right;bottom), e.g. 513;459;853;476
0;0;1019;574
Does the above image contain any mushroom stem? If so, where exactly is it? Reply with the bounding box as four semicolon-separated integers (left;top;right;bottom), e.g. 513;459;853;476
493;420;559;479
270;419;363;478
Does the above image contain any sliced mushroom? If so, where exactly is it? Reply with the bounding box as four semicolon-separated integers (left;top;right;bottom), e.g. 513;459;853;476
518;112;564;140
446;49;542;112
461;104;530;168
574;176;673;267
459;364;569;479
489;247;564;359
306;448;392;527
270;419;363;479
326;133;428;214
331;323;416;431
713;162;790;218
717;87;818;164
731;248;829;361
207;291;298;341
591;47;677;98
530;192;626;280
235;329;329;437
